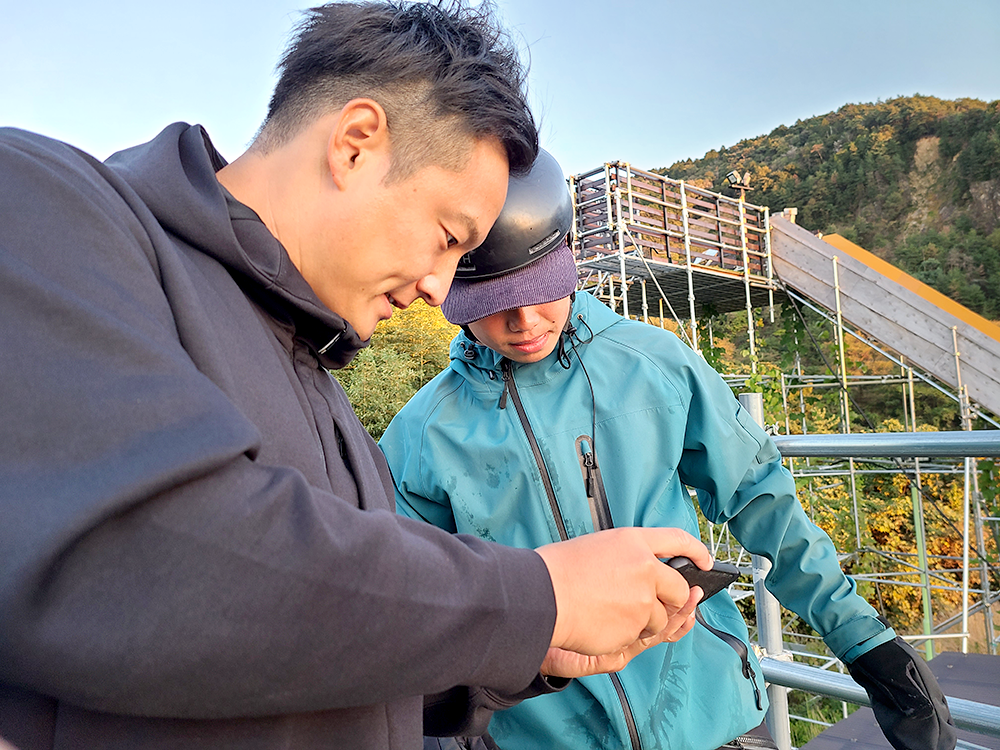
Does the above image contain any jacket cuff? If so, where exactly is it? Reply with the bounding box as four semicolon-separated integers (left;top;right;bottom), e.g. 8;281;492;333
497;673;571;703
824;614;894;661
841;627;897;664
423;676;571;738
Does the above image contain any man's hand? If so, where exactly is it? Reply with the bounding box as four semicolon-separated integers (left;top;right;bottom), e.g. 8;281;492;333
540;582;702;678
535;527;712;656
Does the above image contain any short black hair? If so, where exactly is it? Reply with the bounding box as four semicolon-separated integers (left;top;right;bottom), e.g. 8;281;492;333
257;1;538;177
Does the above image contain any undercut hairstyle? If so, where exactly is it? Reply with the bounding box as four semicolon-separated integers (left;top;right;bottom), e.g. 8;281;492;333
255;0;539;180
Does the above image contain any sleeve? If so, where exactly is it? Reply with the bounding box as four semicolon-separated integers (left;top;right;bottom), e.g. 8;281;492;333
380;396;460;532
0;131;557;719
666;339;893;660
423;674;570;737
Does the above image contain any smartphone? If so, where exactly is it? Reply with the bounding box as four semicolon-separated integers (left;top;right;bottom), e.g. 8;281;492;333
666;556;740;600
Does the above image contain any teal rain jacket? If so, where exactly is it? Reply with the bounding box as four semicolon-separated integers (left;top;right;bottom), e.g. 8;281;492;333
380;291;894;750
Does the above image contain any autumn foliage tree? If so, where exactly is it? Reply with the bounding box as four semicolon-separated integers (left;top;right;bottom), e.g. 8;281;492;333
334;300;459;439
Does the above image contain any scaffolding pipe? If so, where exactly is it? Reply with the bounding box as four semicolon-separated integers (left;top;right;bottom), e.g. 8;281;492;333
568;174;579;253
764;206;775;323
626;164;635;225
951;330;973;653
739;392;791;750
831;256;861;549
738;196;756;372
904;371;921;438
911;479;935;660
973;465;995;654
680;182;699;350
780;373;792;445
963;455;972;654
614;186;628;318
905;365;936;659
901;359;911;433
830;267;850;423
601;163;616;315
954;327;966;428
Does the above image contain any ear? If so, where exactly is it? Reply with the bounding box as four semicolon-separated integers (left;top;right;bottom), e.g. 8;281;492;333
326;98;390;191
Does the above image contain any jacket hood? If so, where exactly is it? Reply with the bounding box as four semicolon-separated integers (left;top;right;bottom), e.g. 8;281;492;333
104;122;366;369
447;291;621;384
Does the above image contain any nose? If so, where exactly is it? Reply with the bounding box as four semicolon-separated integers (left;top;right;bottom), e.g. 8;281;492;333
508;306;541;332
415;273;448;307
415;254;462;307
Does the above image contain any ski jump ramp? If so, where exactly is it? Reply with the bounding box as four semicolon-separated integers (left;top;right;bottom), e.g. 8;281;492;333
769;215;1000;419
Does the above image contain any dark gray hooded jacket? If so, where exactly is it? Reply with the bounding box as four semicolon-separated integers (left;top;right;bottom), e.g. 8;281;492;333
0;123;556;749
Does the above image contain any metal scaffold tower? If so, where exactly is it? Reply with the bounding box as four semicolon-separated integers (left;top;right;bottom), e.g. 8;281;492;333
567;160;1000;682
570;161;777;365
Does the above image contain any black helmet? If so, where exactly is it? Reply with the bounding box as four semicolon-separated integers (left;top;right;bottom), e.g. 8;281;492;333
454;148;573;280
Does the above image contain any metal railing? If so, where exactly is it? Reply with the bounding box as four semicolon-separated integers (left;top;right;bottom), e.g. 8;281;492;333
774;431;1000;459
760;657;1000;738
755;423;1000;749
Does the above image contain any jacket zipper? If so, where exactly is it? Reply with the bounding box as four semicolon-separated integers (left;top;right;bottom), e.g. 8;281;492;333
577;436;614;532
499;360;642;750
576;434;762;742
611;673;642;750
576;440;642;750
499;359;567;540
695;610;763;710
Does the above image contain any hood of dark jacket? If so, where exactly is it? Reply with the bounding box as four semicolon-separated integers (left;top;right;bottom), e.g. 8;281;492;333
104;122;366;369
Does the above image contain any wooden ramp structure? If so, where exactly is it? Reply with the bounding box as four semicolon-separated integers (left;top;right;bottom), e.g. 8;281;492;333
770;215;1000;419
568;160;1000;419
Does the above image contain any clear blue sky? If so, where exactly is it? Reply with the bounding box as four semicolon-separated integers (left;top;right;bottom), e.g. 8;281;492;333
3;0;998;179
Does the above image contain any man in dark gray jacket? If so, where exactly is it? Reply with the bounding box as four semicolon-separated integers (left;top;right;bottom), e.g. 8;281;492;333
0;3;711;749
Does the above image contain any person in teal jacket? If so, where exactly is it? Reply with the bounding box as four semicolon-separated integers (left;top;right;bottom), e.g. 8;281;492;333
380;150;955;750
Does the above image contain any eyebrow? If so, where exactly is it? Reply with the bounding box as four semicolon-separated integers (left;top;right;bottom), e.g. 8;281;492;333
459;213;480;248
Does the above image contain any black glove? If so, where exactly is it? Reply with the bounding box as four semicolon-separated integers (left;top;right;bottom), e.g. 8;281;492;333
847;637;957;750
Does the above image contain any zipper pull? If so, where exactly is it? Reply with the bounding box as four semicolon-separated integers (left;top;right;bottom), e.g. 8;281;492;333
499;360;511;410
578;439;602;524
743;659;763;710
582;450;596;500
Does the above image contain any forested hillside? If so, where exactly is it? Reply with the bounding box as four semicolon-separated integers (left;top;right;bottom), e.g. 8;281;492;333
660;95;1000;319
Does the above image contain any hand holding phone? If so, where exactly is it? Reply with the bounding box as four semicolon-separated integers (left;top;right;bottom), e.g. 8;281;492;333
666;556;740;600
